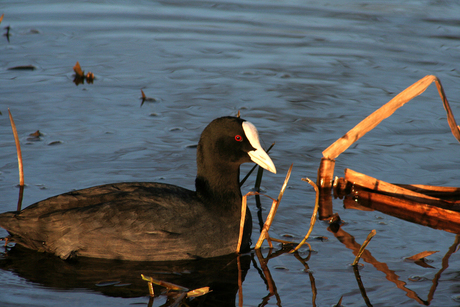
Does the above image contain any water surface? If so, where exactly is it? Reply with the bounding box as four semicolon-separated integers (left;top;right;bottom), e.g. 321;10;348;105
1;0;460;306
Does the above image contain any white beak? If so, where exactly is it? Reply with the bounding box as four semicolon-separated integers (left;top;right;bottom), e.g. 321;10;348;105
242;121;277;174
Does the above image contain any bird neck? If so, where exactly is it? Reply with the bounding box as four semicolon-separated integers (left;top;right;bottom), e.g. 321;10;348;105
195;164;242;211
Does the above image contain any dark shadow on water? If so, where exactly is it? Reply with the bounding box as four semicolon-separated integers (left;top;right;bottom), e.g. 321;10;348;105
0;244;251;306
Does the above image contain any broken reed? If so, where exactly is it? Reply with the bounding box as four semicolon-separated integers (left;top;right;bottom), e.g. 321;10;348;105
239;165;321;253
352;229;376;266
141;274;210;299
254;164;292;249
8;109;25;211
237;164;293;252
290;177;319;253
8;109;24;187
319;75;460;189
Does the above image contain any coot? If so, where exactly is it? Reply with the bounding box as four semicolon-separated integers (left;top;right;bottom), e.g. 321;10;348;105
0;116;276;261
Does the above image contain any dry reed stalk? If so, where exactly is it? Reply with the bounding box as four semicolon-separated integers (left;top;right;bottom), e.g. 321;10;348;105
290;178;319;253
345;190;460;234
186;287;211;298
345;169;460;210
237;192;293;251
323;75;460;160
147;281;154;297
254;164;293;249
352;229;376;265
317;157;335;189
236;191;256;253
395;184;460;198
8;109;24;187
319;75;460;187
141;274;188;291
345;169;449;203
435;77;460;142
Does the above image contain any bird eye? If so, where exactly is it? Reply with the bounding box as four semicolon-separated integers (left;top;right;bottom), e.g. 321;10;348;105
235;135;243;142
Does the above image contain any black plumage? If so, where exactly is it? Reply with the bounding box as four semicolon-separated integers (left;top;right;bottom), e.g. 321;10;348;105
0;116;276;261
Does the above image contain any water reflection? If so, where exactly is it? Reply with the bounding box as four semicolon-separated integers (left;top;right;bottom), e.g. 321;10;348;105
0;245;249;306
328;222;460;306
0;242;325;306
252;246;315;306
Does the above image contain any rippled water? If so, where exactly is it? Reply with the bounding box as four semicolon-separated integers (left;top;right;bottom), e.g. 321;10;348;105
1;0;460;306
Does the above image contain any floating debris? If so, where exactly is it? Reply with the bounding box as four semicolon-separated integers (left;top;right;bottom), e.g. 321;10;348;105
7;65;36;71
85;72;95;83
405;251;439;268
47;140;63;146
29;130;43;137
4;25;10;42
333;295;344;307
0;14;9;43
141;274;211;299
74;61;84;77
405;250;439;262
27;130;43;142
27;29;40;34
73;61;95;85
140;89;157;107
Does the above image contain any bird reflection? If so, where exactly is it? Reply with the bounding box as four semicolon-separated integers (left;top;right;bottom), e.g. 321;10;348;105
0;244;250;307
0;242;316;306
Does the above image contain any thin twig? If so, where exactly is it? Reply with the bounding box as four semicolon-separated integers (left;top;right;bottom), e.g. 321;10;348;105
290;178;319;253
236;191;253;253
237;191;277;251
8;109;24;187
352;229;377;266
255;164;293;249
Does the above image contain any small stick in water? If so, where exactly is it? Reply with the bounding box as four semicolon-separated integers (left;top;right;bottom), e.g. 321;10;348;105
255;164;293;249
352;229;376;266
8;109;24;187
8;109;25;211
290;177;319;253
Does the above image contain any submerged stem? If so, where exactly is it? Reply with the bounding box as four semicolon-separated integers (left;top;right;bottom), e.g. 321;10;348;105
290;178;319;253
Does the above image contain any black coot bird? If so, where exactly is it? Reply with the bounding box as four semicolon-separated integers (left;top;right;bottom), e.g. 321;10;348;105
0;117;276;261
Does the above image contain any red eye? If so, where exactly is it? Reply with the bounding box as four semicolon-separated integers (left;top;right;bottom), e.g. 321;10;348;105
235;135;243;142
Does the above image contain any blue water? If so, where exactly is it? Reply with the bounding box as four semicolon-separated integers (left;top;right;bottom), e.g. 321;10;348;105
1;0;460;306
